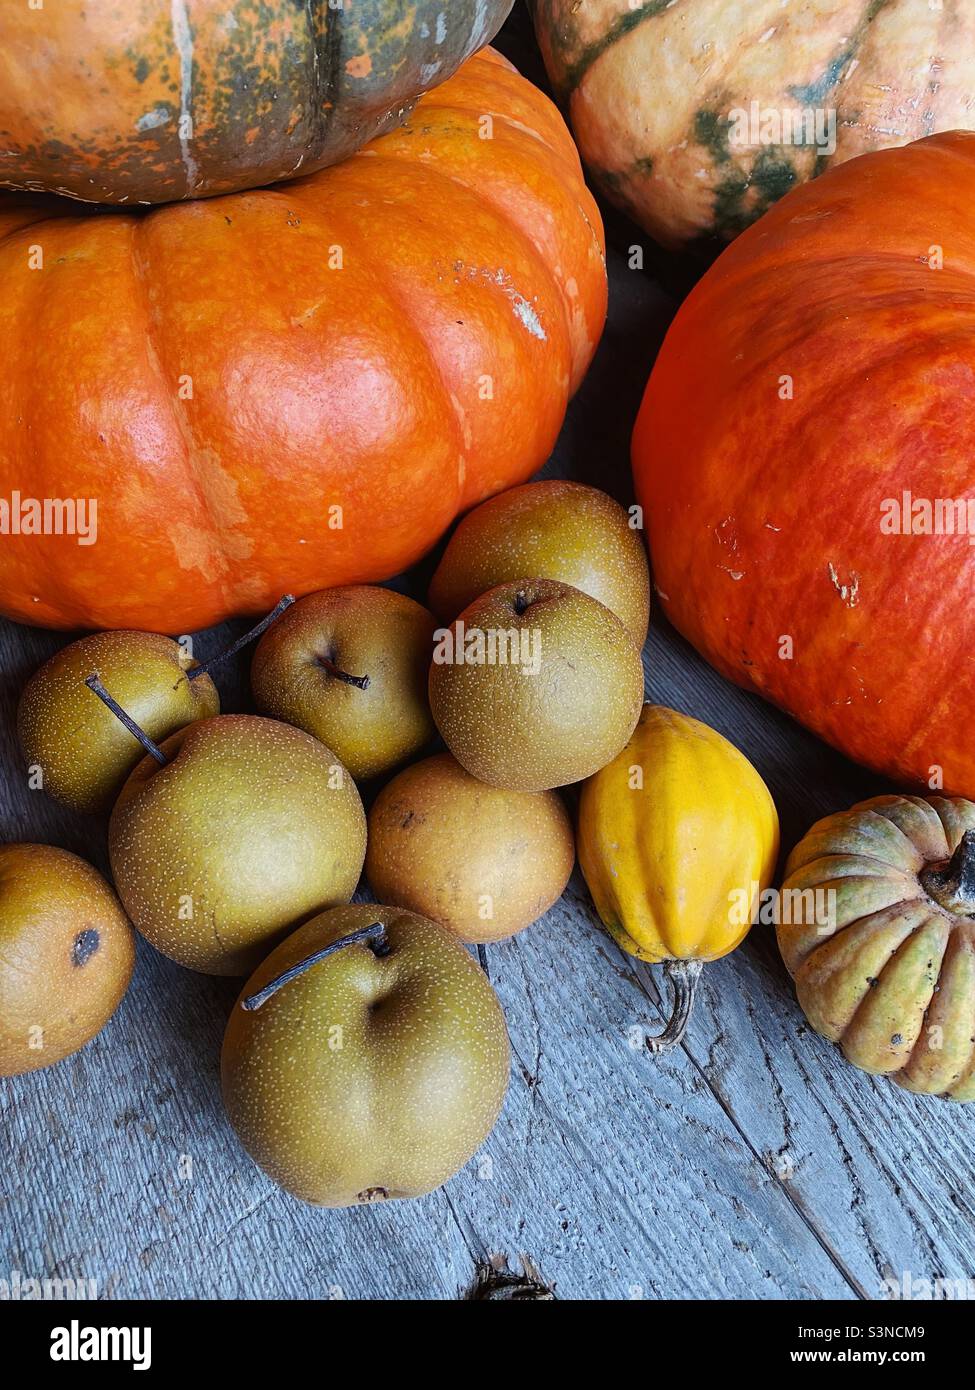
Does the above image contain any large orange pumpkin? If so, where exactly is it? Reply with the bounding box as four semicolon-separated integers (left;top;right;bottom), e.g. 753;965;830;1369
632;131;975;795
0;50;606;633
0;0;513;204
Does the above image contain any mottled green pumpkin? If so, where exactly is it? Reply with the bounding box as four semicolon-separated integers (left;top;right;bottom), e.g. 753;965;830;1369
0;0;512;204
779;796;975;1102
530;0;975;249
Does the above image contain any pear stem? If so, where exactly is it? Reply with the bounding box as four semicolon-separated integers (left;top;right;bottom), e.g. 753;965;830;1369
188;594;295;681
317;656;370;691
645;959;704;1055
85;675;168;765
242;922;388;1011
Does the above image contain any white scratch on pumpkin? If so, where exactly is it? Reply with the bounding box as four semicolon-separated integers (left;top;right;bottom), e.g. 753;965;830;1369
449;393;473;451
454;262;547;341
170;0;200;192
137;108;170;132
511;293;546;341
827;561;860;607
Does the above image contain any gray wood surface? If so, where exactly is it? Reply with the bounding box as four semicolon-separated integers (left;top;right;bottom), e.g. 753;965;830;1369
2;8;973;1302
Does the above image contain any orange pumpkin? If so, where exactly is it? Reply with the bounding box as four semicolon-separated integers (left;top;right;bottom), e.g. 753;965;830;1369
0;1;513;205
632;131;975;794
0;51;606;632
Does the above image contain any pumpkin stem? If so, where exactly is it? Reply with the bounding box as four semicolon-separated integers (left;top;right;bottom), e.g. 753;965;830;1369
921;829;975;916
241;922;388;1011
645;958;704;1055
85;674;168;765
188;594;295;682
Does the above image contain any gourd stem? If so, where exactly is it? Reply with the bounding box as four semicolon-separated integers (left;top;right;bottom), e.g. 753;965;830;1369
646;959;704;1055
921;829;975;915
317;656;371;690
242;922;388;1011
85;674;168;765
188;594;295;681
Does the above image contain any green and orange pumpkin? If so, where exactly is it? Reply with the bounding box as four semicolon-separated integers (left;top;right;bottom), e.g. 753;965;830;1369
780;796;975;1101
0;50;606;633
531;0;975;248
0;0;513;204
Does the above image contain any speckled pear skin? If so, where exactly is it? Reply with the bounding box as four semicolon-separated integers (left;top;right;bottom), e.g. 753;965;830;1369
0;844;134;1076
17;630;219;815
109;715;366;977
428;578;644;791
429;480;651;647
222;904;511;1207
778;795;975;1101
366;752;575;943
250;585;437;782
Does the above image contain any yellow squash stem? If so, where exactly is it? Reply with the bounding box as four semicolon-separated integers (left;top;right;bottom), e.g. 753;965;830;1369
646;959;705;1054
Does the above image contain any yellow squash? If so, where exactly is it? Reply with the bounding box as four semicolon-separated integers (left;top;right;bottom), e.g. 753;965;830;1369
578;705;779;1051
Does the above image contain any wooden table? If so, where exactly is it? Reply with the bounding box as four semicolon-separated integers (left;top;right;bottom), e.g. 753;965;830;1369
2;10;973;1302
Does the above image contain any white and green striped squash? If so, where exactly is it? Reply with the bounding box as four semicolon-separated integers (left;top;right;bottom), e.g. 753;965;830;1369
530;0;975;249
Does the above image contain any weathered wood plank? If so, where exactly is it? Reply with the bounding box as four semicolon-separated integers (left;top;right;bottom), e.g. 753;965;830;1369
1;7;974;1303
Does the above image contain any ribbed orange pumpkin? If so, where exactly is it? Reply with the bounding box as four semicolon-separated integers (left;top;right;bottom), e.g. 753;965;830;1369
0;50;606;632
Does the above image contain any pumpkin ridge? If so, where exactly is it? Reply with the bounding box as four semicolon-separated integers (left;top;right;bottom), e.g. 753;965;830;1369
305;0;343;163
853;799;953;864
790;848;924;880
798;894;928;965
554;0;673;97
685;237;975;322
840;910;950;1065
690;259;975;367
349;145;584;382
129;216;235;603
793;900;931;1035
363;126;603;393
784;806;939;875
929;799;975;858
785;0;895;109
852;809;940;867
416;68;587;181
295;187;470;512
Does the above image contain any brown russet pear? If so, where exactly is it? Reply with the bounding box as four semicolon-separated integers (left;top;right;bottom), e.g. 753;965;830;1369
109;715;366;977
0;844;134;1076
250;585;436;781
17;630;219;814
429;479;651;647
366;753;575;943
221;903;510;1207
428;579;645;791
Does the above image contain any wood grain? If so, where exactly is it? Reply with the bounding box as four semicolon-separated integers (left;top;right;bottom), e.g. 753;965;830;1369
1;8;973;1302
